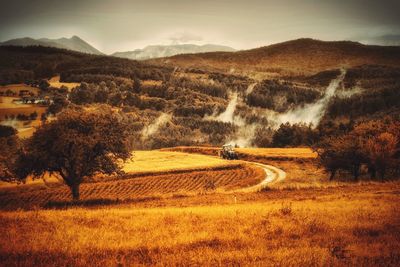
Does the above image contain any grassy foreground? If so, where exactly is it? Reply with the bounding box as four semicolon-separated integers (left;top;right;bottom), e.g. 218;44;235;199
1;148;399;266
1;182;399;266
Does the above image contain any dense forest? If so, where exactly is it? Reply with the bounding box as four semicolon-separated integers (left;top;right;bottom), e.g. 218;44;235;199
1;45;399;151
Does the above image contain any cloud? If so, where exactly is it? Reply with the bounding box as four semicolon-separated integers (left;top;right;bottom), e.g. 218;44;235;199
168;31;203;44
358;34;400;46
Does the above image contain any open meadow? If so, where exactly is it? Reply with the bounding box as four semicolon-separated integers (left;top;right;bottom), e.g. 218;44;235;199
123;151;240;174
0;148;399;266
0;150;264;209
48;76;80;91
0;96;46;138
1;181;399;266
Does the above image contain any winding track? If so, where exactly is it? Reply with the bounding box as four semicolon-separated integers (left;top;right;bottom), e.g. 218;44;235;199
0;153;286;210
233;161;286;192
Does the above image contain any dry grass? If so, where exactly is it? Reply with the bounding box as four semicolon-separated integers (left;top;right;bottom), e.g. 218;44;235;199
0;105;46;118
236;147;317;159
1;147;399;266
164;146;325;187
141;80;163;87
0;96;34;109
164;146;317;159
0;164;264;210
0;84;39;95
0;150;247;189
0;96;46;138
0;182;399;266
123;151;238;174
48;76;80;90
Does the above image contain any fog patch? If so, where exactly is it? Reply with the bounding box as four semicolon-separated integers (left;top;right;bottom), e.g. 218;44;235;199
226;120;258;147
217;92;238;123
245;82;257;95
205;92;257;147
336;85;363;98
270;69;346;127
141;113;171;140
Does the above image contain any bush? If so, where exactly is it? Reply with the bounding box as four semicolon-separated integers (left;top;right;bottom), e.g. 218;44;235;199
317;117;400;180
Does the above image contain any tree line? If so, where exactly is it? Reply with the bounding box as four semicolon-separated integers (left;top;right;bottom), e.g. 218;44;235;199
317;118;400;180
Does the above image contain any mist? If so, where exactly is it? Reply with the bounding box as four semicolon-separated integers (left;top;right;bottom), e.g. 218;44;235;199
205;91;257;147
215;92;238;123
271;69;347;127
141;113;171;140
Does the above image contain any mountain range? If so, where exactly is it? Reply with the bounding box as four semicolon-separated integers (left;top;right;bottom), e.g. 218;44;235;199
0;36;235;60
2;36;400;74
0;36;104;55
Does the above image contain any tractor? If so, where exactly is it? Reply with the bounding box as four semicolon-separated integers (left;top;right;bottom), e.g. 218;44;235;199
219;144;238;160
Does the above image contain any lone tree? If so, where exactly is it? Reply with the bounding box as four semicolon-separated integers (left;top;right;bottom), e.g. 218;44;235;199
14;106;132;201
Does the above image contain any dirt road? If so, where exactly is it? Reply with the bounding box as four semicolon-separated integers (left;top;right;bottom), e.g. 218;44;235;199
233;161;286;192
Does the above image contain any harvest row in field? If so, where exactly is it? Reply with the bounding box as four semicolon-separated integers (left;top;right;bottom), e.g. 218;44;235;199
0;164;264;210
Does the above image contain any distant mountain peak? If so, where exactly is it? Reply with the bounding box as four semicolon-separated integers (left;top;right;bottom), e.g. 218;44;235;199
70;35;83;41
0;36;103;55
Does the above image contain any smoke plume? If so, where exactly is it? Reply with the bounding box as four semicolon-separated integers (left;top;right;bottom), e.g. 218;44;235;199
272;68;346;127
245;82;257;95
205;91;257;147
141;113;171;140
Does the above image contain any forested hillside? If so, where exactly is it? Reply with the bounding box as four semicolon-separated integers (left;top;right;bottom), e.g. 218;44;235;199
149;38;400;76
1;44;399;150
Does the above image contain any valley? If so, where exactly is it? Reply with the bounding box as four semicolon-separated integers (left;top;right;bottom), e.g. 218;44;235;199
1;0;400;265
0;38;399;266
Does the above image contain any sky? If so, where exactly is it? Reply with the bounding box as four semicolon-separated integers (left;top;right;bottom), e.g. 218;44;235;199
0;0;399;54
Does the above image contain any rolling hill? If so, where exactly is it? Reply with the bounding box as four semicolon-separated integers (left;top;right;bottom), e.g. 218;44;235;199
0;36;103;55
112;44;235;60
1;42;399;148
148;38;400;76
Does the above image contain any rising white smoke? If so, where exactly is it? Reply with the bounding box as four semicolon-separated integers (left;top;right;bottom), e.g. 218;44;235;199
205;91;257;147
245;82;257;95
336;84;363;98
226;122;258;147
271;68;347;127
216;92;238;123
204;69;349;147
141;113;171;140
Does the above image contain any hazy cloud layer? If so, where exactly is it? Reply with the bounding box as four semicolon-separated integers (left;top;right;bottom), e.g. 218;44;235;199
168;31;203;44
1;0;399;53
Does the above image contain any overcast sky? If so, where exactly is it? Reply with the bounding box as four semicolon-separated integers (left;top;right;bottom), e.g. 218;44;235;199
1;0;399;53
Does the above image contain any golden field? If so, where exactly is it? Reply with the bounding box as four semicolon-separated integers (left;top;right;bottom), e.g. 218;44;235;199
48;76;80;90
0;96;47;116
0;96;46;138
0;84;39;95
163;146;317;159
1;182;399;266
0;148;399;266
0;150;265;209
236;147;318;159
123;151;239;174
0;150;248;187
0;164;264;209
